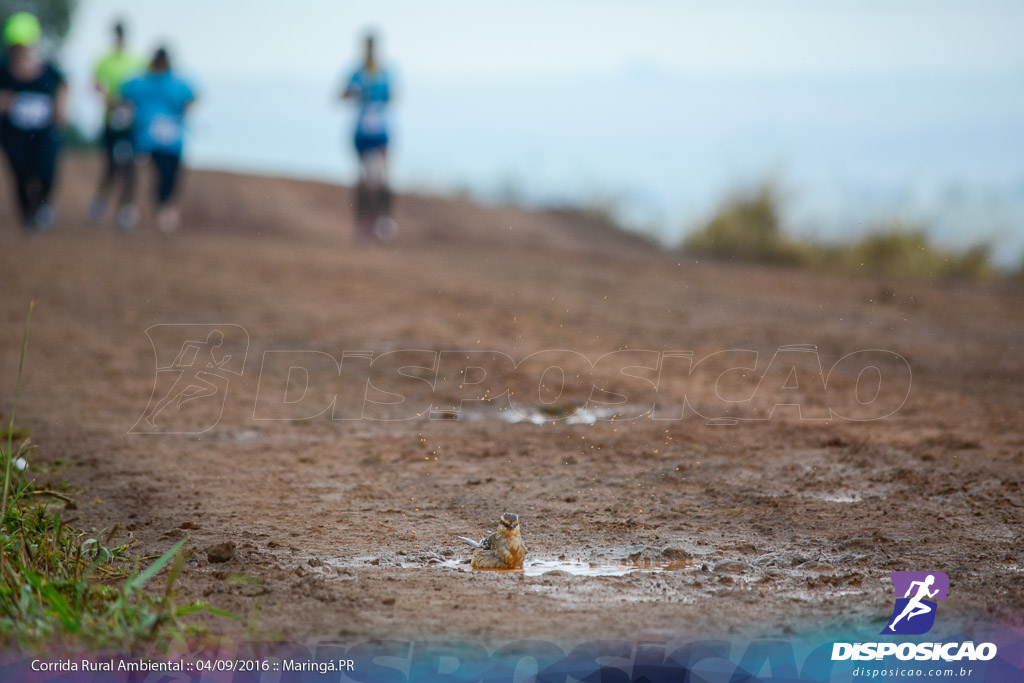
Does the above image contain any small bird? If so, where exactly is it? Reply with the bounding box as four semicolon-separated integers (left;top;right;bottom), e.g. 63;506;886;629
459;512;527;570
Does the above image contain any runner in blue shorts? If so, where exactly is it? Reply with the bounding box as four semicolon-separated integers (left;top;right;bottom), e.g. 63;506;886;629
341;32;396;241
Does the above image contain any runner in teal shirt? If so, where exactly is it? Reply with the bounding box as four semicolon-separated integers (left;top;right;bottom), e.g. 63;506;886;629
120;47;196;232
341;32;396;241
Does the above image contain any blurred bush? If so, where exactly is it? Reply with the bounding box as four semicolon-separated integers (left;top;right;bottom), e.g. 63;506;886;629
683;186;811;266
826;225;992;281
683;187;995;282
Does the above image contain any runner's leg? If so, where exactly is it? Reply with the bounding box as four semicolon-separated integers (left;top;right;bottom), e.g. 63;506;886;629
96;128;117;197
115;137;136;209
37;131;58;206
2;140;23;223
2;134;34;226
153;152;182;205
153;152;183;232
25;131;60;229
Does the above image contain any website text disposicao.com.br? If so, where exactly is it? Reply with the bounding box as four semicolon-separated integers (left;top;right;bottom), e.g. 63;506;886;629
850;666;981;679
836;640;997;680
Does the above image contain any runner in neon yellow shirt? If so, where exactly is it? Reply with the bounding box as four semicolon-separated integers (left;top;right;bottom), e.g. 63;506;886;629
88;20;145;230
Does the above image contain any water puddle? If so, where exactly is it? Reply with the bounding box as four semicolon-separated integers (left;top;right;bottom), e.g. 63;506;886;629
457;403;640;425
802;492;863;503
420;557;694;576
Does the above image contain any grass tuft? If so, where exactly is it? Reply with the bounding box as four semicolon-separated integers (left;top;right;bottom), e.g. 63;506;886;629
1;302;237;651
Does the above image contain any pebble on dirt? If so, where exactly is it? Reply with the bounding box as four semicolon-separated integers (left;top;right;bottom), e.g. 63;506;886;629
206;542;237;563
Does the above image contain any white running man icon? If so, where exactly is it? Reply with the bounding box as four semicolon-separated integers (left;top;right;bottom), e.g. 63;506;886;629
887;574;939;631
143;330;233;427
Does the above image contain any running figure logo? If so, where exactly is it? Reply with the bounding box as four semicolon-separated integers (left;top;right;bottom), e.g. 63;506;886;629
132;325;248;434
881;571;949;635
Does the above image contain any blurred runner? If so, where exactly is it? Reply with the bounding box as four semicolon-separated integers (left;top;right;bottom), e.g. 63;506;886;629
120;46;196;233
340;32;396;241
0;12;67;232
88;19;145;230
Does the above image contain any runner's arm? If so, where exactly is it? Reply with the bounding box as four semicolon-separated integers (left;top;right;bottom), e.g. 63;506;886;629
182;82;198;113
340;70;361;101
93;65;105;96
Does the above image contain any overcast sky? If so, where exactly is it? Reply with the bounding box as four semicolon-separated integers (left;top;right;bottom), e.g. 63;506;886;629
63;0;1024;83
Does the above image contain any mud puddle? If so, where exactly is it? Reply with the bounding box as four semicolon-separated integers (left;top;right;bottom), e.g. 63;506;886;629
407;557;695;576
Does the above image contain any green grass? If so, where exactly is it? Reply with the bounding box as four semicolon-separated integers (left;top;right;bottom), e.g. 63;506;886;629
683;186;999;282
1;303;237;651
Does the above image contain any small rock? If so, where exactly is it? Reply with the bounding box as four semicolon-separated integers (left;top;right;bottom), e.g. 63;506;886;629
542;570;573;580
797;560;834;572
660;546;692;561
713;560;753;574
206;542;236;563
382;597;396;606
836;553;868;565
308;557;323;567
620;545;646;562
723;542;757;554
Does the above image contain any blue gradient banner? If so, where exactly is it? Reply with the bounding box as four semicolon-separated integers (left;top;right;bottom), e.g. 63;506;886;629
3;625;1021;683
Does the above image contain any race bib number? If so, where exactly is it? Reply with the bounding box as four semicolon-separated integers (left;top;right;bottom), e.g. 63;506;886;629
108;103;134;132
148;114;182;147
9;92;53;130
357;103;387;136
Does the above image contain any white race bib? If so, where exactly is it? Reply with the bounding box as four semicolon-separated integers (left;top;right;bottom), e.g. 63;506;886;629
9;92;53;130
357;103;387;136
148;114;182;146
108;103;134;132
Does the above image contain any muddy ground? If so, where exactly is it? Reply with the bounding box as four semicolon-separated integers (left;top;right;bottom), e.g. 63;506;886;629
1;154;1022;646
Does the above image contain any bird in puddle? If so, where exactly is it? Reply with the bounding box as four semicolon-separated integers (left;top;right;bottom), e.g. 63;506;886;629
459;512;527;570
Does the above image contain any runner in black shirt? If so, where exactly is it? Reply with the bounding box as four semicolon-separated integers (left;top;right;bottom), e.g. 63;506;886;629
0;12;68;231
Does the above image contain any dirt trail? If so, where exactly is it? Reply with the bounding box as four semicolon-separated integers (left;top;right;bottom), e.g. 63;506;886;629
1;154;1021;645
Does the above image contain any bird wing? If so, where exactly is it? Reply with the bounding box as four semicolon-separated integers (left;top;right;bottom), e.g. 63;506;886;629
458;536;481;548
